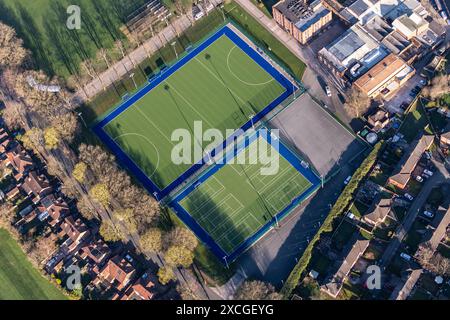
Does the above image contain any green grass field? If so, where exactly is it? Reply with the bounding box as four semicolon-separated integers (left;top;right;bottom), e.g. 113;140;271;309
103;34;286;190
0;229;66;300
0;0;146;78
179;136;311;254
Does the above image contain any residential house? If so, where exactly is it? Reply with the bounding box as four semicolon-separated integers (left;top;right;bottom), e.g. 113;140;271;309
21;171;52;204
91;255;137;293
367;108;390;132
440;131;450;147
112;270;157;300
4;144;33;180
38;194;70;227
77;239;111;276
321;239;370;298
58;216;91;255
388;135;434;190
273;0;333;45
353;53;415;99
362;196;393;227
6;186;20;201
389;267;423;300
417;206;450;252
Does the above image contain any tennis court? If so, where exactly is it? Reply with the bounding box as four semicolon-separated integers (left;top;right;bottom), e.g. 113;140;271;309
94;26;294;199
172;130;321;261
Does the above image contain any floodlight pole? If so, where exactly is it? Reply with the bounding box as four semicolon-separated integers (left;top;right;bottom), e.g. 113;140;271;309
220;5;226;22
129;72;137;89
77;112;87;128
171;42;178;59
248;114;255;130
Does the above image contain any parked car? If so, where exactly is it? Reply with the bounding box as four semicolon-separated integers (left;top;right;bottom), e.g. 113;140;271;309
423;210;434;219
416;175;424;182
325;85;332;97
346;212;356;220
423;169;433;176
344;176;352;185
419;79;427;86
404;193;414;201
400;252;412;261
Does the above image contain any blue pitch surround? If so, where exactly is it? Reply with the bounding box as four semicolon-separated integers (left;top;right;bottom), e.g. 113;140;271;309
171;129;321;263
93;25;296;201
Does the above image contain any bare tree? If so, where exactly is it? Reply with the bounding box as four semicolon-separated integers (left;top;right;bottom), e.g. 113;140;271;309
234;280;282;300
0;22;29;69
422;74;450;100
344;88;371;118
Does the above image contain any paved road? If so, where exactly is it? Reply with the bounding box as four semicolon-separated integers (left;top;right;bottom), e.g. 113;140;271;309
379;158;450;268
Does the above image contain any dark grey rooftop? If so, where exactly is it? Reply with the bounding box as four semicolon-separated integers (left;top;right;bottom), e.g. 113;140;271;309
328;29;365;62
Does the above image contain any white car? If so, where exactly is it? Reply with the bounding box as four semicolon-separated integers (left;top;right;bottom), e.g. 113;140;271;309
423;210;434;219
423;169;433;176
400;252;412;261
404;193;414;201
416;176;424;183
346;212;356;220
325;86;332;97
344;176;352;185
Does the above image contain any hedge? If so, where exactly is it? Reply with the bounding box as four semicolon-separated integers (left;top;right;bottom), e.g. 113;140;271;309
280;141;384;298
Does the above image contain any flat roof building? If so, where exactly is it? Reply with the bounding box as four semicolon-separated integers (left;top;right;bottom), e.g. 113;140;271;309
273;0;333;44
318;24;388;82
353;53;415;98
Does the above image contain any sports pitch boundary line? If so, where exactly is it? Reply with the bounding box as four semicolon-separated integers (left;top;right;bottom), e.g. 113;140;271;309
172;129;322;261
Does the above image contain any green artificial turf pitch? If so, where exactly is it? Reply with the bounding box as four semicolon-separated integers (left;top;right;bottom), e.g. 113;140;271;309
103;34;286;190
0;229;66;300
178;136;312;254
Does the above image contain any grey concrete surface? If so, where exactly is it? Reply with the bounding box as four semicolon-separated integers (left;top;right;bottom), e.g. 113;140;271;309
269;93;366;177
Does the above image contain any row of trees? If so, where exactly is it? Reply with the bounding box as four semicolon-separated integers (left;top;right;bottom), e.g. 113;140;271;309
1;21;176;288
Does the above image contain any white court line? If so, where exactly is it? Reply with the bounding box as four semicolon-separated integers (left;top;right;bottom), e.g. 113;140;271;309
133;102;175;146
227;45;275;86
